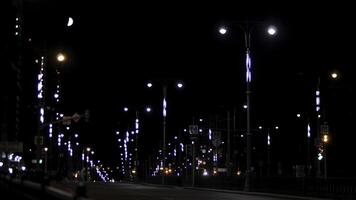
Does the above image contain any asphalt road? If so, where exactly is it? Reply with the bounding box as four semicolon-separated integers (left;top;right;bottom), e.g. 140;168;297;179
84;182;296;200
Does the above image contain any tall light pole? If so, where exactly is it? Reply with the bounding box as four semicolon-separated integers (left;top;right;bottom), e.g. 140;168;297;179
147;81;183;184
316;71;338;179
122;105;151;181
162;85;167;185
219;23;277;192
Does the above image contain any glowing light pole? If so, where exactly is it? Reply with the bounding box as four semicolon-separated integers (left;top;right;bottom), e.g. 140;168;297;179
219;23;277;191
122;105;151;181
146;81;184;184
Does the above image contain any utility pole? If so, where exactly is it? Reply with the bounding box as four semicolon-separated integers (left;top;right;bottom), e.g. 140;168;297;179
226;111;231;176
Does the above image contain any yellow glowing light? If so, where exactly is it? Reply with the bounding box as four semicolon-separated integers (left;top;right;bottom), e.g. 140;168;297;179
57;53;66;62
323;135;329;143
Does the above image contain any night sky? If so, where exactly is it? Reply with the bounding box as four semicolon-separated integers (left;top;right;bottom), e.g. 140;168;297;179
2;1;356;176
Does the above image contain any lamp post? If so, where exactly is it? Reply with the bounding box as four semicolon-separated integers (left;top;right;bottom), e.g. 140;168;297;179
315;72;338;178
146;81;184;184
219;23;277;191
122;105;151;181
257;125;279;177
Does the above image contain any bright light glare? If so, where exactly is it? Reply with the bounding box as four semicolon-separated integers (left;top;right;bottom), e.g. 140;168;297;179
323;135;329;143
146;107;151;112
297;113;301;118
267;26;277;35
331;72;338;79
203;170;208;176
67;17;74;27
57;53;65;62
219;27;227;35
124;107;129;112
147;82;153;88
243;105;248;109
177;82;183;88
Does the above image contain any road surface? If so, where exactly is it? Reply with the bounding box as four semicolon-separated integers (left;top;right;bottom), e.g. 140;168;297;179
84;182;298;200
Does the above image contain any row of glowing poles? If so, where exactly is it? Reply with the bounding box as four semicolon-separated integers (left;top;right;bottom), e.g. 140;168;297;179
116;130;136;174
0;153;26;174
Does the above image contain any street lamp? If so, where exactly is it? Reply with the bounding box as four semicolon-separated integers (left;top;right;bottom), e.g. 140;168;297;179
121;105;152;181
56;53;66;62
330;71;339;80
219;22;277;192
146;80;184;184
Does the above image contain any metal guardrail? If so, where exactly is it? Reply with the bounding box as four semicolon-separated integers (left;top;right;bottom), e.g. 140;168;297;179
0;174;92;200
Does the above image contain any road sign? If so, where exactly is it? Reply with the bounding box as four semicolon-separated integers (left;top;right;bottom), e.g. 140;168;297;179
217;168;227;172
321;123;329;135
72;112;81;123
0;142;23;153
63;116;72;125
189;125;198;135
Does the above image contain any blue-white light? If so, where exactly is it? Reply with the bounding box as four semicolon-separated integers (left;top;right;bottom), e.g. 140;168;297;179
219;27;227;35
40;108;44;124
307;123;311;138
49;124;53;138
163;98;167;117
246;52;252;83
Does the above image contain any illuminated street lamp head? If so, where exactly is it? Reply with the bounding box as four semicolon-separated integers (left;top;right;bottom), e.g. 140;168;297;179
147;82;153;88
267;25;277;36
86;147;91;152
57;53;66;62
219;27;227;35
331;72;338;79
123;107;129;112
297;113;301;118
146;107;151;113
177;82;184;89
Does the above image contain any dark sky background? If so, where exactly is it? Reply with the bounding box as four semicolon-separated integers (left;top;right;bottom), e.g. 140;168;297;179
2;1;356;175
